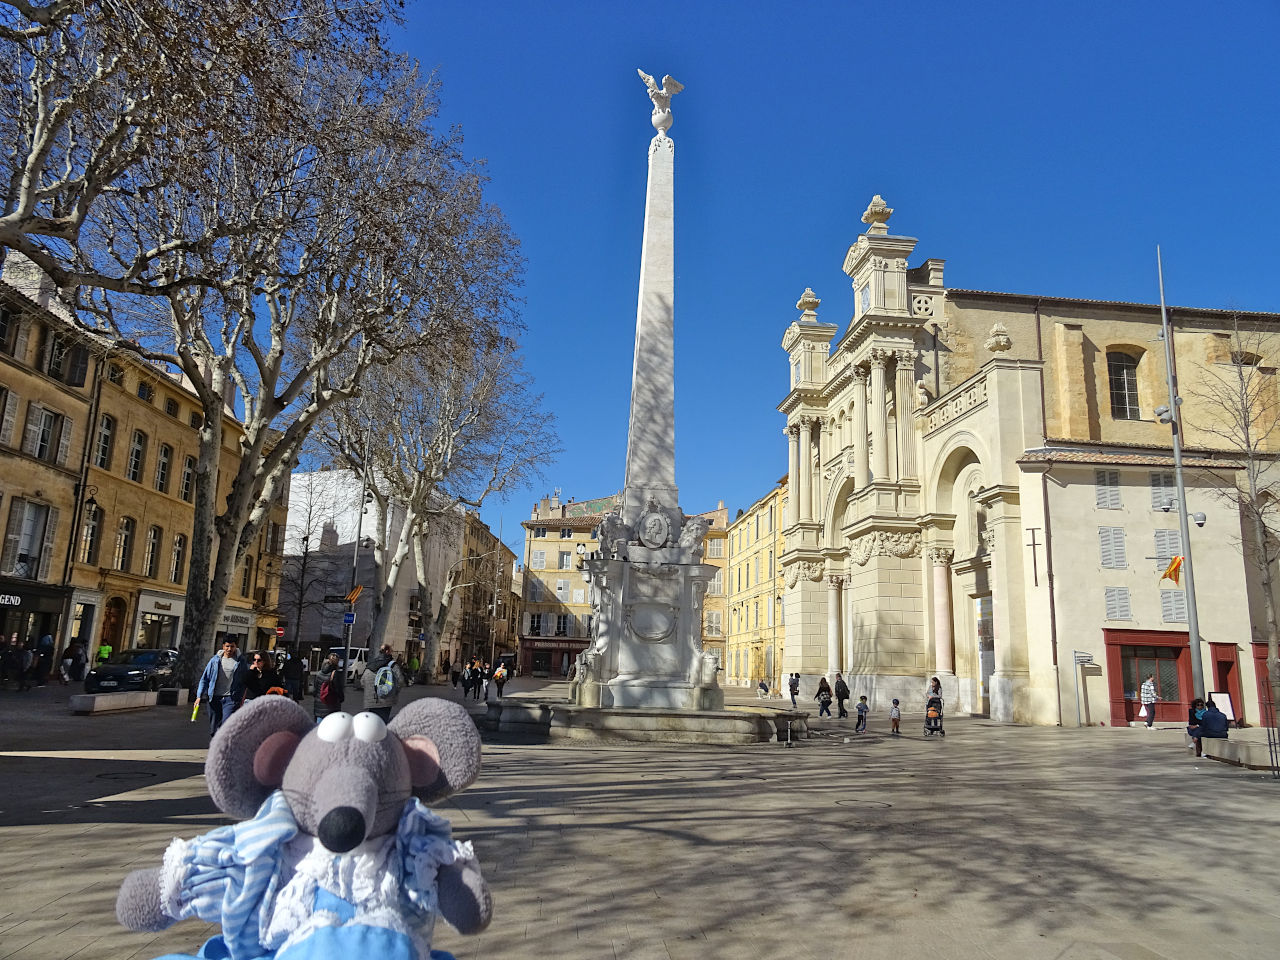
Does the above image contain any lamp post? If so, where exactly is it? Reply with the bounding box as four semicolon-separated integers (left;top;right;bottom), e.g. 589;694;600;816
1153;246;1205;701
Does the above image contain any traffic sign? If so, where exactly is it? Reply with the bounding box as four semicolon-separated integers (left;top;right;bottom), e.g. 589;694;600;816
343;612;356;625
275;627;285;637
417;632;425;641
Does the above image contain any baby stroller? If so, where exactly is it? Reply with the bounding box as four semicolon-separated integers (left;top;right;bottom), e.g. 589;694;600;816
924;696;945;737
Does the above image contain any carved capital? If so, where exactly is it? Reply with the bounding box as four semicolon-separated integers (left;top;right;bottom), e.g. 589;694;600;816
852;366;868;384
928;546;954;567
869;348;890;369
787;424;800;440
894;347;917;367
827;574;845;589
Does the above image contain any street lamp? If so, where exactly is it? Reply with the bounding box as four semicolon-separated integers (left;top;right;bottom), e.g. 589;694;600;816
1154;246;1205;701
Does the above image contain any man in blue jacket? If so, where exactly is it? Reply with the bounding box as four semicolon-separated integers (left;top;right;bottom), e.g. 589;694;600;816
196;639;248;738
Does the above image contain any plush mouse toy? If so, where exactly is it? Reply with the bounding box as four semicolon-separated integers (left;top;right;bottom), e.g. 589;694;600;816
116;696;491;960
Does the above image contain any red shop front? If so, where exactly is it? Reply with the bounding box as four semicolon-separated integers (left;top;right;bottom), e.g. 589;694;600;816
1104;629;1193;726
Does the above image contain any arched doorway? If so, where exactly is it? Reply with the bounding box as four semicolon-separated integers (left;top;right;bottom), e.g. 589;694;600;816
100;596;127;655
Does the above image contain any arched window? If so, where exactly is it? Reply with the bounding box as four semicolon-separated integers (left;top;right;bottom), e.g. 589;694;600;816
180;455;196;502
1107;351;1141;420
114;517;135;571
79;503;101;565
144;525;163;578
170;534;187;584
94;415;115;470
155;444;172;493
126;430;147;481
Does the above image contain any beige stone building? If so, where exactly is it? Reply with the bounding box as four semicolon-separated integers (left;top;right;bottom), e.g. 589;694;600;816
449;510;516;668
780;195;1276;726
695;501;729;667
725;481;787;691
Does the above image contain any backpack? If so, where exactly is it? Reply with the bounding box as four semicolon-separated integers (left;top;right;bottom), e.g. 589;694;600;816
374;664;397;699
788;676;799;695
318;672;340;707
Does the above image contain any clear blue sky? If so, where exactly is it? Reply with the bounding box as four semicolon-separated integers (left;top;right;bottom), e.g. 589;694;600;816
394;1;1280;557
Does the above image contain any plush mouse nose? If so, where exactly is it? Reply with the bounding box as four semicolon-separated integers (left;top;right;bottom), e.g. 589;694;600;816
317;806;366;853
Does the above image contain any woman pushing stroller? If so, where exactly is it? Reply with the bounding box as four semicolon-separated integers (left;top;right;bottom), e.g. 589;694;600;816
924;675;945;737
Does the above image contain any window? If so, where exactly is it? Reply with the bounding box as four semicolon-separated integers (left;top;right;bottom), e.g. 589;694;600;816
768;504;775;532
189;411;202;429
164;397;179;417
534;527;547;538
708;537;723;558
558;550;572;570
560;527;572;538
767;598;775;627
531;549;545;570
2;499;53;578
1154;528;1182;571
529;613;543;636
170;534;186;584
137;380;154;402
144;525;162;578
126;430;147;482
43;332;89;386
1098;527;1127;569
753;601;759;628
1160;589;1187;623
1107;352;1141;420
1094;470;1121;510
555;614;569;637
114;517;136;571
79;503;102;565
155;444;172;493
31;406;58;460
1120;644;1180;702
555;579;569;601
106;363;124;385
0;308;18;355
754;556;761;583
1150;472;1176;511
1230;351;1262;367
736;566;742;591
180;456;195;502
768;550;774;578
526;579;543;602
1104;586;1131;621
709;568;723;595
705;611;722;636
94;414;115;469
241;556;253;597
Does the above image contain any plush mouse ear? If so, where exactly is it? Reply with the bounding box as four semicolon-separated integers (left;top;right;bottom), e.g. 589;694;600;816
207;697;313;818
389;698;481;801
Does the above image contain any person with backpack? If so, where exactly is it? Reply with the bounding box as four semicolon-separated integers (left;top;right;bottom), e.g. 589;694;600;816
788;673;800;708
313;653;344;722
363;643;402;721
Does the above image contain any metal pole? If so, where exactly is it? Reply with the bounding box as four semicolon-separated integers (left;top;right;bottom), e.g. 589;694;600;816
1074;653;1083;728
1156;246;1206;701
343;419;374;684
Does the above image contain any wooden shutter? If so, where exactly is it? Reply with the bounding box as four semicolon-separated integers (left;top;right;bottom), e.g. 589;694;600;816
12;320;30;364
1095;470;1121;509
55;415;72;466
1104;586;1131;621
1;498;24;574
37;505;58;580
1150;472;1175;510
1098;527;1126;568
0;390;18;446
1161;589;1187;623
522;612;530;635
21;402;42;455
1154;528;1183;570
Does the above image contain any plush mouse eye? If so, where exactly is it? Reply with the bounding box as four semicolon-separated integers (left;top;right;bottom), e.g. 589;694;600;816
317;712;354;742
352;711;388;743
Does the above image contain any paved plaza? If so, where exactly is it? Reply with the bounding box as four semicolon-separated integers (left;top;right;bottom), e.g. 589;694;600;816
1;680;1277;960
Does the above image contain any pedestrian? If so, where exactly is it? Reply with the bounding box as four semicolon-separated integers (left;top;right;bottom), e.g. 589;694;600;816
363;643;401;721
36;633;54;686
195;639;249;738
59;642;75;685
925;676;942;702
493;661;508;698
242;651;283;703
815;677;833;717
470;661;483;701
407;653;420;684
834;672;850;718
890;698;901;736
855;695;869;733
71;641;88;681
788;672;800;708
281;650;307;701
17;640;35;691
1190;698;1230;749
1139;673;1158;728
451;662;461;689
482;661;492;701
1185;697;1207;757
96;640;112;665
757;678;770;698
313;653;344;722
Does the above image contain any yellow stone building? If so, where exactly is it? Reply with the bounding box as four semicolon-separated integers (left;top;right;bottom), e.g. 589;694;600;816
447;510;516;668
725;480;787;691
695;501;728;666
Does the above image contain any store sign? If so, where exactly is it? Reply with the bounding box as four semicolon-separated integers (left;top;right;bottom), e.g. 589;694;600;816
219;609;254;630
0;594;21;606
138;593;186;617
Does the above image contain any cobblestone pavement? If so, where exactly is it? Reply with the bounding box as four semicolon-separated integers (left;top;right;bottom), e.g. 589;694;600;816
1;680;1277;960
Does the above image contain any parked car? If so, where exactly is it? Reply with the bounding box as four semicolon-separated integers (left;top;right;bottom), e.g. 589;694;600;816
84;647;179;693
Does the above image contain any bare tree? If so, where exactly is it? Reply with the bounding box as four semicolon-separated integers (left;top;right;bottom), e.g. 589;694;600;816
321;342;555;661
279;471;344;650
1185;317;1280;715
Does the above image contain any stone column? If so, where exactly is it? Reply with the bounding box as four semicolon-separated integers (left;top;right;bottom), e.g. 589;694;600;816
843;571;856;674
798;417;812;522
786;425;800;526
869;349;889;482
929;547;955;674
826;575;843;676
895;349;918;480
852;368;869;488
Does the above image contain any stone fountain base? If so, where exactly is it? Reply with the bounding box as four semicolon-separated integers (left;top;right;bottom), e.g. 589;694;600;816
481;699;808;745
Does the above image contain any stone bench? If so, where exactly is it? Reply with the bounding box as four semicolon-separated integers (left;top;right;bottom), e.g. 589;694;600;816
70;691;159;715
1202;737;1278;770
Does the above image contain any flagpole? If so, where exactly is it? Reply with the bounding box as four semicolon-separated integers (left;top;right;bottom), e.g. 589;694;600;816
1156;246;1206;701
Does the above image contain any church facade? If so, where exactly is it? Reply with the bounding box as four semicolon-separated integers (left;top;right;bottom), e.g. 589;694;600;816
779;197;1276;726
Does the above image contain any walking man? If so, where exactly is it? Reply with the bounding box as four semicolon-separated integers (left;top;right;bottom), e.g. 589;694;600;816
834;672;850;719
196;639;248;738
788;672;800;708
1140;673;1158;729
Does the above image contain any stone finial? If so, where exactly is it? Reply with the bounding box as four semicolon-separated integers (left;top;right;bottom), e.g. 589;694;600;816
984;321;1012;353
861;195;893;235
796;287;820;318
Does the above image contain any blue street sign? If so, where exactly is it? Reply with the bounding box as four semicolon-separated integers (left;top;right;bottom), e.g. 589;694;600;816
343;612;356;625
417;632;425;641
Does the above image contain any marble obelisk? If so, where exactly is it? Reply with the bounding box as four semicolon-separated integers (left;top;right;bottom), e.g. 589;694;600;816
571;71;723;712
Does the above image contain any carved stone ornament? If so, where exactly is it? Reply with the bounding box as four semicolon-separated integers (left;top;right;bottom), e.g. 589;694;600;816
827;575;845;588
984;321;1012;353
862;195;893;234
785;564;801;588
637;69;684;138
626;602;677;642
928;546;954;566
851;530;923;566
869;347;890;368
637;499;671;549
916;380;931;409
677;514;711;555
796;287;821;317
981;528;997;554
594;512;631;559
802;560;825;582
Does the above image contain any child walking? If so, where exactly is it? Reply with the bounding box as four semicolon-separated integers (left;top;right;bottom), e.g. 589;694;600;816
890;698;901;736
855;695;869;733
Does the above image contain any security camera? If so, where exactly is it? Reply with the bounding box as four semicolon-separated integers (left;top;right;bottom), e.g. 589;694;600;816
1192;512;1207;528
1161;504;1172;513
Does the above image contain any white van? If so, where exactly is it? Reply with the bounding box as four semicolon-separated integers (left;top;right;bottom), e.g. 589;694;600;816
328;646;369;688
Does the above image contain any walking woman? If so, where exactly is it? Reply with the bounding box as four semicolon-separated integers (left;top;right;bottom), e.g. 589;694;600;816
815;676;834;717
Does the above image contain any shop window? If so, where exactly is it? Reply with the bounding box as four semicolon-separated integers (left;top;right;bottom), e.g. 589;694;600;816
1107;352;1141;420
79;503;102;565
170;534;187;584
155;443;172;493
94;414;115;469
1120;644;1180;701
126;430;147;482
144;525;162;578
1094;469;1121;509
114;516;135;572
180;456;195;502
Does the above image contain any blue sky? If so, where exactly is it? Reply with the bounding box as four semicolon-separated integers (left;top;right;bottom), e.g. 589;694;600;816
394;1;1280;556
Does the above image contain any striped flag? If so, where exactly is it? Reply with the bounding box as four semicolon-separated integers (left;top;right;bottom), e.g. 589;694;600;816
1161;555;1183;586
